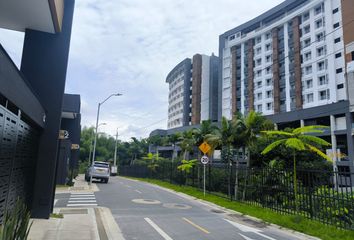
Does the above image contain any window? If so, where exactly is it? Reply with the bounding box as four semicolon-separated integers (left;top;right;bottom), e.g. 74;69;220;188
256;58;262;66
257;92;262;100
316;32;325;42
336;68;343;74
303;38;311;48
256;36;262;44
305;79;313;89
333;8;339;14
266;67;271;74
266;102;273;110
265;32;271;40
334;37;341;44
303;25;311;34
304;51;311;61
305;93;314;103
257;81;262;89
305;65;312;75
337;83;344;89
351;51;354;61
303;12;310;21
335;52;342;58
256;47;262;54
317;61;326;71
333;22;340;29
317;46;325;57
257;70;262;77
229;35;235;40
265;43;271;51
318;75;328;85
266;55;272;63
266;79;272;86
315;4;324;15
266;90;273;98
257;104;263;112
315;19;323;29
319;89;330;100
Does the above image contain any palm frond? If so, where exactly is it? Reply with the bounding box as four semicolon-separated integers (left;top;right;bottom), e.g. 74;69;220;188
293;125;329;134
285;138;305;151
299;134;331;147
305;144;332;162
261;130;294;136
261;139;286;155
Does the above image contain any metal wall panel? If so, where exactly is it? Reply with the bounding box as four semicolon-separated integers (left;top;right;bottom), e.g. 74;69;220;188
0;105;39;223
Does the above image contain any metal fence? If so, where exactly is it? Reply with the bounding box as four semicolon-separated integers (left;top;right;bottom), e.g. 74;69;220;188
120;162;354;230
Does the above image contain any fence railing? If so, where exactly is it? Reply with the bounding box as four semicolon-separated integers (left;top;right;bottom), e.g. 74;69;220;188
120;162;354;230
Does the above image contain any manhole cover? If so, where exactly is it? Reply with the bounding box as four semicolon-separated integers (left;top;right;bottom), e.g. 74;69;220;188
211;209;225;214
59;209;88;215
132;199;161;204
162;203;192;210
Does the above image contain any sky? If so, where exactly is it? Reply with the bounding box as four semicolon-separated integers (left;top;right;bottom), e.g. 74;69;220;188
0;0;283;141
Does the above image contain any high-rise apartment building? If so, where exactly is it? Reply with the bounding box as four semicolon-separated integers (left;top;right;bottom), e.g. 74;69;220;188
167;54;219;129
219;0;354;172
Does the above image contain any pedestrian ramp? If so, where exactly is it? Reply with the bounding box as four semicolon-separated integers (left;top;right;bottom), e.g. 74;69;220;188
66;192;98;207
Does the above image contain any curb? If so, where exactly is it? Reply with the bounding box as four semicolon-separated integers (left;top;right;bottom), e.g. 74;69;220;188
97;207;125;240
123;177;320;240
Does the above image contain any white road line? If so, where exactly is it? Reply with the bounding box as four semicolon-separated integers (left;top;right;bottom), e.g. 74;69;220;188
67;203;98;207
239;233;255;240
135;190;142;194
70;195;95;198
68;197;96;200
144;218;173;240
71;192;94;195
224;219;277;240
68;200;97;203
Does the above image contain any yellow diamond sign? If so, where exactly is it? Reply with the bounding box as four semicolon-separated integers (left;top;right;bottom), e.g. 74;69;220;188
199;141;211;154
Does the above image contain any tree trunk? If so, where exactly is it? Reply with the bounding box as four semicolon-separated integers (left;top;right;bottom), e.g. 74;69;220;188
242;147;250;201
234;151;239;200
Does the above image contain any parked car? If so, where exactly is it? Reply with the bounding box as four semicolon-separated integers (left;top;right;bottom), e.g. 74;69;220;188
85;161;110;183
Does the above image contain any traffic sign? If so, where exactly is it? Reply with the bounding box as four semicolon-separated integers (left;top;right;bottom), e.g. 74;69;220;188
201;155;209;165
199;142;211;154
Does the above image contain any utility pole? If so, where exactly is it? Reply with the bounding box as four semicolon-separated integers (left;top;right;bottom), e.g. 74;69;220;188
112;128;119;176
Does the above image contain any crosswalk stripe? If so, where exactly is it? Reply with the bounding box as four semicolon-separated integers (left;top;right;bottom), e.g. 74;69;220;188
71;192;94;195
68;200;97;203
68;197;96;200
67;203;98;207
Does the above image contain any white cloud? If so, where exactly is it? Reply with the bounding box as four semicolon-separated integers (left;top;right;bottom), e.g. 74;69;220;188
1;0;284;141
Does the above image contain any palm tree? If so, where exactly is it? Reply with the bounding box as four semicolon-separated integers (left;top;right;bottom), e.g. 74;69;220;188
205;117;235;197
168;133;181;161
233;111;273;167
178;130;196;160
193;120;219;163
261;125;331;208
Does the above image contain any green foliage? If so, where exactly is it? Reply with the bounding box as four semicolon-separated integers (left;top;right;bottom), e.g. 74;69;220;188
177;159;197;173
0;199;32;240
141;153;167;171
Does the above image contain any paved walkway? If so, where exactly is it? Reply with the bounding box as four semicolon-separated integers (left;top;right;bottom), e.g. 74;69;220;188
28;175;124;240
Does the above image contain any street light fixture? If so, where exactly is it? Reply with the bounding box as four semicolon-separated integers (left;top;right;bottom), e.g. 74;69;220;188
90;93;122;185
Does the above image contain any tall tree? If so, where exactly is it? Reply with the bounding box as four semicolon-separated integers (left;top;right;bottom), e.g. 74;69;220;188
261;125;332;208
178;130;196;160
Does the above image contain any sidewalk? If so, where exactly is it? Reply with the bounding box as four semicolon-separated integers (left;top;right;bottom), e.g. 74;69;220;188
28;175;124;240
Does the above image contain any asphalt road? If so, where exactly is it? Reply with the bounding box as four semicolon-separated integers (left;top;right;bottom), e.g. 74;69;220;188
93;177;309;240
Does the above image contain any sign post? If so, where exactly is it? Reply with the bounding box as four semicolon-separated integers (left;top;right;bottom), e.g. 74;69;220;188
199;142;211;197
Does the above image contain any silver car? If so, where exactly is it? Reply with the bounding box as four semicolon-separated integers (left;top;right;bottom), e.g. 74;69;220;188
85;161;110;183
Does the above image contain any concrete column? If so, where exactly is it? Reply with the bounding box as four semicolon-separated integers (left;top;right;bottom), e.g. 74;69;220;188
330;115;338;166
300;119;305;127
20;0;75;218
345;113;354;176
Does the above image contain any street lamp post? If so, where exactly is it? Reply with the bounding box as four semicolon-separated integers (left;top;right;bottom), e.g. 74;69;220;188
88;123;106;167
112;128;119;176
90;93;122;185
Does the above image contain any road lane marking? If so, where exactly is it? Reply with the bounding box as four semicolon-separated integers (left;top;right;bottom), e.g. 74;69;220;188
70;195;95;197
144;218;173;240
67;203;98;206
68;200;97;203
71;192;94;195
135;190;142;194
68;197;96;200
239;233;255;240
182;217;210;234
224;219;276;240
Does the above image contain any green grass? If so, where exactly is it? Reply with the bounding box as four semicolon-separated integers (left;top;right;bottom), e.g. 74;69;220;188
127;177;354;240
50;213;64;219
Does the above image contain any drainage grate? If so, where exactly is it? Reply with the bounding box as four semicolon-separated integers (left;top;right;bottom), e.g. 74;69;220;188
59;209;88;215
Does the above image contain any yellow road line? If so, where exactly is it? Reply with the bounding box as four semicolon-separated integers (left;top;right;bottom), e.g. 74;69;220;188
182;217;210;234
